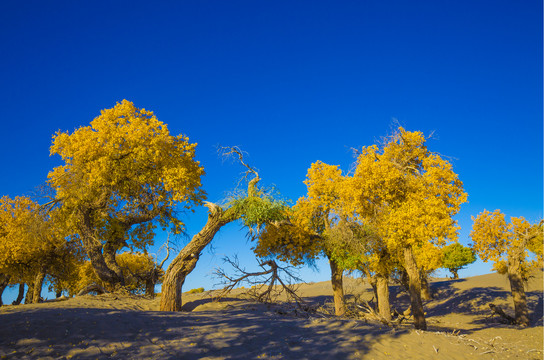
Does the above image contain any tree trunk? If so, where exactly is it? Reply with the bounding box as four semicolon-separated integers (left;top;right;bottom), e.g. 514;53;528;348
13;284;25;305
79;210;125;290
376;272;391;321
24;282;34;304
508;256;529;326
450;269;459;280
145;275;155;298
369;276;378;311
328;257;346;316
421;272;433;300
32;270;46;304
160;203;235;311
403;246;427;330
0;274;9;306
87;244;125;290
399;269;410;293
56;290;63;298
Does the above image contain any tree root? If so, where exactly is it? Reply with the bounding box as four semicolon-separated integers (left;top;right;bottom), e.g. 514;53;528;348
77;284;108;296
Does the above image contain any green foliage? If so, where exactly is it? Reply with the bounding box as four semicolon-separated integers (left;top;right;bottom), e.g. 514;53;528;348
442;243;476;278
227;190;289;238
324;220;373;271
188;287;204;294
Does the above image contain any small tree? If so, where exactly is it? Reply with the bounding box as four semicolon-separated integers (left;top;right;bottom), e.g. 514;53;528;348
471;210;542;326
442;243;476;279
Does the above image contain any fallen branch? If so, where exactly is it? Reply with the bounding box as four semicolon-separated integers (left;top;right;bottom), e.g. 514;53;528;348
488;303;516;325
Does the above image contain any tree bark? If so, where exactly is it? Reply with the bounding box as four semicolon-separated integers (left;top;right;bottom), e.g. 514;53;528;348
145;275;155;298
403;246;427;330
421;272;433;300
13;283;25;305
24;282;34;304
451;269;459;280
32;270;46;304
160;203;235;311
328;257;346;316
369;276;378;311
508;256;529;326
0;274;9;306
376;272;391;321
79;210;126;290
103;242;125;282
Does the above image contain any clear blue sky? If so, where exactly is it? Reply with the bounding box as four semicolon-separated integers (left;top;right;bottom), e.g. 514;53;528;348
1;1;542;302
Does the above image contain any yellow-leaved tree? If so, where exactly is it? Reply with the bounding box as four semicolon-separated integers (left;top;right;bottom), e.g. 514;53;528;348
256;161;371;316
0;196;75;303
471;210;543;326
346;127;467;330
48;100;205;291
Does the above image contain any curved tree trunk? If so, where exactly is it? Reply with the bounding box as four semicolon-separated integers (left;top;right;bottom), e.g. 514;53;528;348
79;210;126;290
508;256;529;326
103;242;125;282
13;283;25;305
86;244;125;290
403;246;427;330
328;257;346;316
160;203;235;311
376;272;391;321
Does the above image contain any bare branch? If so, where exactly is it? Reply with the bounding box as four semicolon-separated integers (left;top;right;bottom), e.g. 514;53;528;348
158;232;172;270
219;146;261;196
213;256;306;307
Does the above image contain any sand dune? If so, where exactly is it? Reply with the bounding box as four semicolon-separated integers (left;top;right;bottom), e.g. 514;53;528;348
0;271;542;359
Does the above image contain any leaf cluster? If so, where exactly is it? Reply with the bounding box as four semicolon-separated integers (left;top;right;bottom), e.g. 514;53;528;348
227;190;289;238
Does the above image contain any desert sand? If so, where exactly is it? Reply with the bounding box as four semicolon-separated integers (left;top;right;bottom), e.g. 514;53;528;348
0;271;542;359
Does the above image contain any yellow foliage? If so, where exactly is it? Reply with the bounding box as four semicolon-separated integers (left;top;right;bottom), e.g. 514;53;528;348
348;127;467;256
0;196;71;284
72;252;162;294
48;99;205;244
471;210;542;279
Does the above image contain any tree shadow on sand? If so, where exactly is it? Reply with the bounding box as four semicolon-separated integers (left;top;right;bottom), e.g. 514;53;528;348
423;280;543;332
0;305;409;359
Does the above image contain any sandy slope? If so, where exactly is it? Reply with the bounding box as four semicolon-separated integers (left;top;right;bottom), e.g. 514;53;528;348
0;271;542;359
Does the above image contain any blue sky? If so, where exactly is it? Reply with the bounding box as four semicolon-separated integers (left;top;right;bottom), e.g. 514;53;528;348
0;1;542;302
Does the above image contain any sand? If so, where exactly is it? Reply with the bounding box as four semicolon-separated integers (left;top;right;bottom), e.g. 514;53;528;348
0;271;542;359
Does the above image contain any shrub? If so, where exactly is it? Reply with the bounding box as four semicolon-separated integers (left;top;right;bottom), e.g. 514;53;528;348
188;287;204;294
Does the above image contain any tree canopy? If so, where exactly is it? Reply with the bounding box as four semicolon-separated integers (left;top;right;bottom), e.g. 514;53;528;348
48;100;205;289
442;242;476;279
471;210;542;326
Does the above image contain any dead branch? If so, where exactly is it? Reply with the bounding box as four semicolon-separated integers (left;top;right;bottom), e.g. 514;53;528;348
214;256;306;307
219;146;261;196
